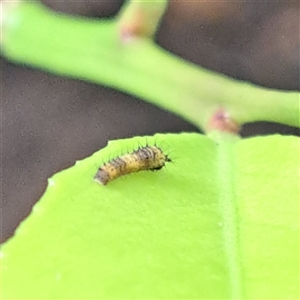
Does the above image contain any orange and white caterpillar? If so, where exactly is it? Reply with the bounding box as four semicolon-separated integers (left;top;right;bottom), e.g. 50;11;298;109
94;146;171;185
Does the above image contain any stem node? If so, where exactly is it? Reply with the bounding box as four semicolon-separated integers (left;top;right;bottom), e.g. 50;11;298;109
207;109;240;134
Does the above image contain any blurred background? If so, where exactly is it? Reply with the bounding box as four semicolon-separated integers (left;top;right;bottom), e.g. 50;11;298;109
1;0;299;242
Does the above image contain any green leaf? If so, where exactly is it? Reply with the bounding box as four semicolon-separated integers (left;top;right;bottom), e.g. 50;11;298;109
1;133;299;299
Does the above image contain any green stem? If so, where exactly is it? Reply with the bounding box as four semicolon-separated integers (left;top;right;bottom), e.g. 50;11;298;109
1;2;299;131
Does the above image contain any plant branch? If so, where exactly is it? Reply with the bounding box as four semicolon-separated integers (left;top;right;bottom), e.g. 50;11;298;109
1;1;299;131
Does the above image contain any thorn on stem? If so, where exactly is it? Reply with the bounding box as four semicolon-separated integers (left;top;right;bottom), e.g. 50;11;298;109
119;8;150;42
207;109;240;134
118;1;168;42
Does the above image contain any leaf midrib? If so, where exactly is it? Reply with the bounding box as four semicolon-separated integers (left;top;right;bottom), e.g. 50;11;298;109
215;134;244;299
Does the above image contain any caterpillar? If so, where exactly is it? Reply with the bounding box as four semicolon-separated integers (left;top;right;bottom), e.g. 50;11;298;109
94;145;171;185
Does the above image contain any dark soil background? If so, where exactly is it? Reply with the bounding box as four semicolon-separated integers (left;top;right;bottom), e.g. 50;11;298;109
1;1;299;243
